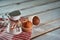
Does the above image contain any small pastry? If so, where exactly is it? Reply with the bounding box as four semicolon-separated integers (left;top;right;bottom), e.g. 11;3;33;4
22;21;32;32
22;21;32;28
32;16;40;25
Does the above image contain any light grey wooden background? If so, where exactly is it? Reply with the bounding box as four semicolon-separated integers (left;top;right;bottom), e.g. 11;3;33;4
0;0;60;40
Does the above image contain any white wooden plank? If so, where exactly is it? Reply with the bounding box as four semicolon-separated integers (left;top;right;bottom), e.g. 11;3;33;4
32;19;60;39
33;29;60;40
21;1;60;16
0;0;59;15
0;0;28;6
0;0;57;7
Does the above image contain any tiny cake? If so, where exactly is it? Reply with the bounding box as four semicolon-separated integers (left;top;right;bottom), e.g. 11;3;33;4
22;21;32;28
22;21;32;32
20;17;32;32
32;16;40;25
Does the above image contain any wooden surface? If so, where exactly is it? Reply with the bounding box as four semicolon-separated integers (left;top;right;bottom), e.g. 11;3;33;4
0;0;60;40
0;0;60;15
33;29;60;40
31;18;60;39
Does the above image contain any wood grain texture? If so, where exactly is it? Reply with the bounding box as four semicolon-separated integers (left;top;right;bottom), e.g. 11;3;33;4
31;18;60;39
